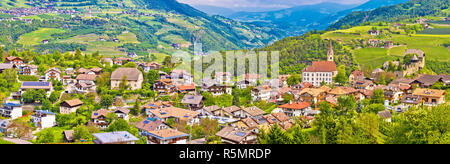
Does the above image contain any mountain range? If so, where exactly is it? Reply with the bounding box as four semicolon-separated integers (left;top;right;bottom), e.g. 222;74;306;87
0;0;286;54
209;0;411;36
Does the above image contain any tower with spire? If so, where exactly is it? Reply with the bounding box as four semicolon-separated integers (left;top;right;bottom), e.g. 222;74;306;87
327;40;334;62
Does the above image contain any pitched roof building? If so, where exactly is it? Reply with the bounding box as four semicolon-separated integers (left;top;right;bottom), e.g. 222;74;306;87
302;61;337;87
110;68;143;90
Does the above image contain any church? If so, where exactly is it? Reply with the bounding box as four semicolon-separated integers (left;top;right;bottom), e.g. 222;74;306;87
301;40;338;87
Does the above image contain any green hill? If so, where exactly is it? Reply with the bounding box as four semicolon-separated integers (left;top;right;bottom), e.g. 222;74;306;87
0;0;286;57
329;0;449;30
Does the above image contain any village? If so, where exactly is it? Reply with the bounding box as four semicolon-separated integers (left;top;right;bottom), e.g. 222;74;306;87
0;38;447;144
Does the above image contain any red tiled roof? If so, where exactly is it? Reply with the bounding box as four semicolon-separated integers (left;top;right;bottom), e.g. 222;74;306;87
303;61;337;72
177;83;196;91
352;70;364;77
279;102;311;110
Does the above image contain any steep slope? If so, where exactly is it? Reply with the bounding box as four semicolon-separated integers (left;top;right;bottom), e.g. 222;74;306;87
0;0;286;54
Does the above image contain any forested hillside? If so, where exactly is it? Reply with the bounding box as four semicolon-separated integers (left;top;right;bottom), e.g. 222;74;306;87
0;0;286;57
329;0;449;30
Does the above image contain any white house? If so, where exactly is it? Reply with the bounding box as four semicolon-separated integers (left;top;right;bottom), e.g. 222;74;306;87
114;108;130;121
31;110;56;129
251;86;271;102
170;69;193;85
45;68;62;81
0;103;22;119
215;72;234;85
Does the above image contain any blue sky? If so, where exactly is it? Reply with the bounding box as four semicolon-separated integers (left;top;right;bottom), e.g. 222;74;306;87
177;0;368;9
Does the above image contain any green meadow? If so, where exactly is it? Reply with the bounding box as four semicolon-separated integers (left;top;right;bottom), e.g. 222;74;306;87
353;47;397;69
17;28;66;46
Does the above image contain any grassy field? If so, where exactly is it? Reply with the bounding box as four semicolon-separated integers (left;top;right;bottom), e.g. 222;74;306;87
388;45;407;57
17;28;66;46
321;25;389;41
353;47;397;69
391;34;450;62
117;32;140;44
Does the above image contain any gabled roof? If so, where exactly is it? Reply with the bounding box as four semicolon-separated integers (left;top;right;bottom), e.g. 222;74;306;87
351;70;365;77
414;74;442;86
147;128;188;140
222;106;241;114
136;117;165;132
62;99;83;107
149;107;199;120
278;102;311;110
378;110;392;119
262;114;278;124
177;83;196;91
5;56;22;61
216;126;254;143
413;88;446;97
242;106;265;117
63;130;74;141
111;68;142;81
45;68;61;74
203;105;221;113
299;88;326;97
114;108;130;114
303;61;337;72
240;117;258;128
91;109;111;119
181;95;203;105
76;74;97;81
271;111;290;122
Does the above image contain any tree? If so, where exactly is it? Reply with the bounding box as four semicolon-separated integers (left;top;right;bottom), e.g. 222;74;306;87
73;125;92;141
282;93;294;104
286;73;302;86
291;125;311;144
123;62;137;68
100;94;114;108
105;112;119;124
7;120;32;139
96;72;111;88
145;70;160;87
41;99;53;111
232;92;240;107
1;69;17;88
370;88;385;104
37;129;56;143
335;65;348;85
258;124;291;144
130;98;141;115
119;75;129;90
74;48;83;60
107;119;130;132
49;91;61;103
337;95;356;113
363;104;385;113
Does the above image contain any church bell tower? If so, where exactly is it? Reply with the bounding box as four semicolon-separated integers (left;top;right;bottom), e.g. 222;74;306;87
327;40;334;62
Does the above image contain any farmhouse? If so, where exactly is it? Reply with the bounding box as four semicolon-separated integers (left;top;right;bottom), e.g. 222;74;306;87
60;99;83;114
111;68;143;90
